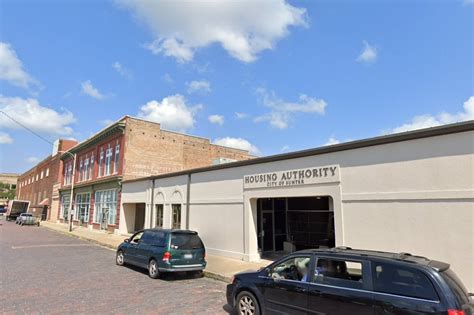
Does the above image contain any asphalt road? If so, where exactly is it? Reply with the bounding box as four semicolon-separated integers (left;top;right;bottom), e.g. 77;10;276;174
0;221;231;314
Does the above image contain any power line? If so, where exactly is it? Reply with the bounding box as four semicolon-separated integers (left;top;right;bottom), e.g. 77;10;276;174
0;110;54;145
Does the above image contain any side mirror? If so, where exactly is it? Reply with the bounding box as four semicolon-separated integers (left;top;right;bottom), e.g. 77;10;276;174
124;238;129;243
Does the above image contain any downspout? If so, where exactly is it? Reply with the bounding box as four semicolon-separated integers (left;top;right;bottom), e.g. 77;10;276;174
186;173;191;229
150;179;155;228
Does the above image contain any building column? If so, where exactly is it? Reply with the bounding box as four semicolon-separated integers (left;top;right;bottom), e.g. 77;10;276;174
243;196;260;262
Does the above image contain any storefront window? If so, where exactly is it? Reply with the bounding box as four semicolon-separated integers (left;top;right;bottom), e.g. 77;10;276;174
75;193;91;223
60;194;71;221
172;204;181;229
94;190;117;225
155;204;164;228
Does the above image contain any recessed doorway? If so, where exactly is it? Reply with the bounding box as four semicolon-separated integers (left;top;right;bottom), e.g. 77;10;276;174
257;196;335;257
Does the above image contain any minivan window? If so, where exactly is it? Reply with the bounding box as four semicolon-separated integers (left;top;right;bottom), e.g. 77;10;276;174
139;231;154;243
130;231;143;243
440;269;470;304
170;233;203;250
146;231;167;247
373;263;439;301
313;258;364;289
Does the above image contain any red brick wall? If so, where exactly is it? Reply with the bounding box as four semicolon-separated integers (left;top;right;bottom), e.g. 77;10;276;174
16;139;77;219
61;133;124;187
122;117;253;180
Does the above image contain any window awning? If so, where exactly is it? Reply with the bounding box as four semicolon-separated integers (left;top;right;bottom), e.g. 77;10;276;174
39;198;49;206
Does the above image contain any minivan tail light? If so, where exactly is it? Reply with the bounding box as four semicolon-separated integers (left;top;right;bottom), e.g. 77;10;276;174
163;251;171;262
448;310;465;315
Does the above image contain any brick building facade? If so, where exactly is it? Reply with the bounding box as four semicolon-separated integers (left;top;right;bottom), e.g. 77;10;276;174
59;116;252;233
16;139;78;220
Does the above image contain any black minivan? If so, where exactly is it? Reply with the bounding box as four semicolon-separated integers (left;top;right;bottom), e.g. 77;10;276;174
116;229;206;279
227;247;473;315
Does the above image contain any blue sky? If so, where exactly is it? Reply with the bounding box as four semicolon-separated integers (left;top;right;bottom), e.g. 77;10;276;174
0;0;473;173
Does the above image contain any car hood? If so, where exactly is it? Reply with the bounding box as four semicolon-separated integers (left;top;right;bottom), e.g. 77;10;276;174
235;269;262;279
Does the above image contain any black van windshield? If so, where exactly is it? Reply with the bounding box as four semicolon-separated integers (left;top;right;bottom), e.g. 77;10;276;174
441;269;470;304
170;233;203;250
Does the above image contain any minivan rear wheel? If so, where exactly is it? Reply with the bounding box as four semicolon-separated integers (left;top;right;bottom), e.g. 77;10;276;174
236;291;260;315
148;259;160;279
116;250;125;266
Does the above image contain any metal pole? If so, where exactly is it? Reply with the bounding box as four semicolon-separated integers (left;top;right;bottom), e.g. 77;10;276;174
68;153;76;232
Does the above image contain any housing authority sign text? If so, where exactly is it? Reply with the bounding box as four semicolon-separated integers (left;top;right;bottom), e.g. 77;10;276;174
244;165;340;189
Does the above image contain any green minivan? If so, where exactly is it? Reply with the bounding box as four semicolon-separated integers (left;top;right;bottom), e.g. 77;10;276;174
116;228;206;279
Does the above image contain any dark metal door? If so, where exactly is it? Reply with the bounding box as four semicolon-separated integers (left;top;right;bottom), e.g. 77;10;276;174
261;211;274;252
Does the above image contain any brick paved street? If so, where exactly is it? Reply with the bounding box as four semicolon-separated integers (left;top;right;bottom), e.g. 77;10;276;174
0;222;231;314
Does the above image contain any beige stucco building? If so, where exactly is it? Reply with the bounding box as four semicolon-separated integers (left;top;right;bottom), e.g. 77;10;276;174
121;121;474;290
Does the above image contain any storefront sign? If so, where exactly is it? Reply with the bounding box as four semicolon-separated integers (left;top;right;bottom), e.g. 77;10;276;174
244;165;340;189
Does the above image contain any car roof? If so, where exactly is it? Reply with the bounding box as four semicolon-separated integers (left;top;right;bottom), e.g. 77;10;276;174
294;247;450;272
143;228;198;234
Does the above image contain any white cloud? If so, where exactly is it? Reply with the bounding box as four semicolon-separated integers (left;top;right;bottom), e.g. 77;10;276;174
0;95;75;136
0;42;40;91
81;80;106;100
137;94;202;132
26;156;40;164
357;40;378;63
280;145;290;152
208;114;224;126
213;137;260;155
187;80;211;94
255;88;327;129
235;112;249;119
324;137;340;146
112;62;132;79
99;119;114;126
464;0;473;5
118;0;307;63
390;96;474;133
255;112;288;129
162;73;173;83
0;132;13;144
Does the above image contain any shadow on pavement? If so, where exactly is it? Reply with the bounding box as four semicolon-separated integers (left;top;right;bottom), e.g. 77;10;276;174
222;303;233;314
123;264;205;281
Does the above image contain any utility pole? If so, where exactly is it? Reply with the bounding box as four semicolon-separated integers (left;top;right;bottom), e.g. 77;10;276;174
68;153;76;232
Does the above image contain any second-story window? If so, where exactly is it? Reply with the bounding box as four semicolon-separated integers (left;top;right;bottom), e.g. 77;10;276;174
79;159;83;182
89;155;94;179
114;143;120;174
64;162;73;185
83;157;89;181
99;148;104;177
105;145;113;176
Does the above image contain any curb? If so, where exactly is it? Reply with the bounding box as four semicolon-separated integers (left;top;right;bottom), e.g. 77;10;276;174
40;224;232;284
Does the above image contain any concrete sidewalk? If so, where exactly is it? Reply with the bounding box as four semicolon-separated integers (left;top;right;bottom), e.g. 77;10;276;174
40;221;270;282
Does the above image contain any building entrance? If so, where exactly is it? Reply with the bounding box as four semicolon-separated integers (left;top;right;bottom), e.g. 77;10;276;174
257;196;335;256
261;211;274;252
